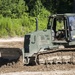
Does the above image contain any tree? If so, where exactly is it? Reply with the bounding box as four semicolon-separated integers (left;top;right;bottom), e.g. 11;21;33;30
16;0;28;18
25;0;36;12
30;0;43;17
0;0;12;17
42;0;73;13
0;0;28;18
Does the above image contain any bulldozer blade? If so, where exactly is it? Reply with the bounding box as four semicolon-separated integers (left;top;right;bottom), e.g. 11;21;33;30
0;48;22;66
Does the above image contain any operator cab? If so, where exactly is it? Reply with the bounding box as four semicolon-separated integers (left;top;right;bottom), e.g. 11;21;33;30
48;14;75;43
52;15;65;40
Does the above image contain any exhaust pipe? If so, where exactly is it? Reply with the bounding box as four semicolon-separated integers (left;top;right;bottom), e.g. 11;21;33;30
35;18;38;31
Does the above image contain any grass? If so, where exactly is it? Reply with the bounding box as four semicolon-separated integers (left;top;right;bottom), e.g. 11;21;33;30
0;16;49;38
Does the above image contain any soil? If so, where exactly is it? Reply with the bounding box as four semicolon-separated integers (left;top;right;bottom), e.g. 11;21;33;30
1;71;75;75
0;37;75;75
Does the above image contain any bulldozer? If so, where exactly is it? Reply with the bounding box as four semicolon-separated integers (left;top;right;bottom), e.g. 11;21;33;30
1;13;75;66
23;13;75;65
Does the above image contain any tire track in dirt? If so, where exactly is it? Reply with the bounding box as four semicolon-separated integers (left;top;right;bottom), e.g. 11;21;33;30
1;70;75;75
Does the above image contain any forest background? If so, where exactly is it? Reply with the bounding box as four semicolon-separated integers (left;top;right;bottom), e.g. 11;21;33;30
0;0;74;37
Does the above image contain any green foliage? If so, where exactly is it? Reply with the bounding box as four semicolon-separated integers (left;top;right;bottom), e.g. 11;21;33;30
0;0;74;37
0;0;28;18
42;0;73;13
0;15;36;37
30;0;43;16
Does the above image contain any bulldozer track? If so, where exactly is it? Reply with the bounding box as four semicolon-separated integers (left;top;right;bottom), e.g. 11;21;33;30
35;48;75;65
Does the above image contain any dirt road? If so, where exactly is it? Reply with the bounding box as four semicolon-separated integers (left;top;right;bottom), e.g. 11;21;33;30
0;37;24;48
1;70;75;75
